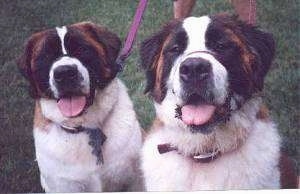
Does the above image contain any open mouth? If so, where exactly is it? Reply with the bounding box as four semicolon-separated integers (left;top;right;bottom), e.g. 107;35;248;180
175;93;217;132
57;95;88;117
176;103;216;126
180;104;216;126
175;92;234;134
176;104;216;134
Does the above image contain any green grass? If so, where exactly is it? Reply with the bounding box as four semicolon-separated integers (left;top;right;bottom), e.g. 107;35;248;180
0;0;299;192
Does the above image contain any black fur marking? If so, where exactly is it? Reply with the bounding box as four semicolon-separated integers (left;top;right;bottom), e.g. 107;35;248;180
61;125;106;165
84;127;107;165
175;105;182;120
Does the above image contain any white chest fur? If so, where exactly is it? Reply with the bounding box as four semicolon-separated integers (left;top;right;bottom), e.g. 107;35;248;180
142;124;280;191
142;99;281;191
34;124;99;175
34;79;143;192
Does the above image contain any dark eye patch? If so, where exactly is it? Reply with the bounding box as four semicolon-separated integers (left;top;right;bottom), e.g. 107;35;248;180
64;30;103;74
214;38;233;50
164;44;180;54
33;31;62;93
205;16;255;99
205;27;234;52
163;29;187;55
65;30;98;58
34;31;62;70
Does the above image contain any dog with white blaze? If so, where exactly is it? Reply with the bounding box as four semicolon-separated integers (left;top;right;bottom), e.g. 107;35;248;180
18;22;143;192
139;14;286;190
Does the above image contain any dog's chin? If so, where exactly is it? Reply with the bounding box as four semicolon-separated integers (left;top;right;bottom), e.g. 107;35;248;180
188;122;215;134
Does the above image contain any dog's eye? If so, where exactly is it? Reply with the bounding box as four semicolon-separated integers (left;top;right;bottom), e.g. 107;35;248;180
167;44;180;53
215;40;230;50
216;43;225;49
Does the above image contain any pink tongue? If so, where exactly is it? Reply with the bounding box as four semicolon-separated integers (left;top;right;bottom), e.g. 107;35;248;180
57;96;87;117
181;104;216;125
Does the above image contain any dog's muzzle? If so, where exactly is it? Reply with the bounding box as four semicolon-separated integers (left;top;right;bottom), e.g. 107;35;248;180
53;64;84;95
175;50;232;134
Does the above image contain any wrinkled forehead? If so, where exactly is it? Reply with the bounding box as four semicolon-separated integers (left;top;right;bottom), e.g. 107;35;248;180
182;16;211;52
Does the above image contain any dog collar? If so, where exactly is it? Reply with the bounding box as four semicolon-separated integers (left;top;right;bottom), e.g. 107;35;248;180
185;50;215;57
157;143;220;163
60;124;85;134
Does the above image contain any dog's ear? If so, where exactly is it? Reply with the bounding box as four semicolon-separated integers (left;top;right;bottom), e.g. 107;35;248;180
17;33;41;98
78;22;122;78
140;20;179;100
241;23;275;91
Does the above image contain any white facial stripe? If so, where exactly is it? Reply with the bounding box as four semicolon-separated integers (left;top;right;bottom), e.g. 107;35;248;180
56;26;68;55
49;56;90;98
169;16;212;96
168;55;183;99
182;16;211;53
168;16;228;105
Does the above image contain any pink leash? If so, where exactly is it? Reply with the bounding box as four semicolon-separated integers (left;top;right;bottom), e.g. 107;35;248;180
248;0;256;25
116;0;148;72
115;0;255;72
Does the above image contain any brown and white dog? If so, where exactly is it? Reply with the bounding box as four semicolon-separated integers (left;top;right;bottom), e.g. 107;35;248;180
18;22;143;192
140;14;282;190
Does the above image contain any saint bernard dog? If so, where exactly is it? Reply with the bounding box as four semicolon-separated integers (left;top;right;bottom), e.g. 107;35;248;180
140;14;283;190
18;22;143;192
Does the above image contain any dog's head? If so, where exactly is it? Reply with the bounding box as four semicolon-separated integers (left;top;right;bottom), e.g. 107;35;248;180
140;14;275;134
18;22;121;117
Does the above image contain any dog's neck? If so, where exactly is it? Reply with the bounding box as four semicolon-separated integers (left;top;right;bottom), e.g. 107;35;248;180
154;97;266;157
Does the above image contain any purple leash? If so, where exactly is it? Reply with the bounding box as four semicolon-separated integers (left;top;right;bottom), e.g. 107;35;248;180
116;0;148;72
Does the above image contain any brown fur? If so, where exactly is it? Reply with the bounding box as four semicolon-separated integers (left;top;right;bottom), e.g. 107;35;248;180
225;28;254;74
70;22;112;79
152;35;172;100
33;101;50;131
74;22;121;80
279;152;298;188
256;104;270;121
18;31;46;97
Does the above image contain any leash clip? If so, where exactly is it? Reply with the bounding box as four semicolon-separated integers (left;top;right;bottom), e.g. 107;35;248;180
115;0;148;73
116;55;126;72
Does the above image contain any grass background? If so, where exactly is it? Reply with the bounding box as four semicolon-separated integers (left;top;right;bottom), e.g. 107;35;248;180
0;0;298;192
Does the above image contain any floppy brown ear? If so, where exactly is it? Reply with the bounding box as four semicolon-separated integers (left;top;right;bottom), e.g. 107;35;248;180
140;20;179;101
76;22;122;78
241;23;275;91
17;33;41;98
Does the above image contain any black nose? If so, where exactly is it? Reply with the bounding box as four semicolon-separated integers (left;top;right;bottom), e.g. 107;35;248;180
54;65;78;83
179;58;211;82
